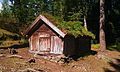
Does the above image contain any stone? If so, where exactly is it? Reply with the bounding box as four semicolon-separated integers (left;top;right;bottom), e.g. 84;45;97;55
27;58;36;63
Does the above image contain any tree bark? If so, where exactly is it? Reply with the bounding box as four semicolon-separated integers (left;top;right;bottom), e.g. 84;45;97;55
99;0;106;51
84;16;88;31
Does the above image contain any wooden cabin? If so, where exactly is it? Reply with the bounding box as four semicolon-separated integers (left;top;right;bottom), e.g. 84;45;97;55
24;15;91;56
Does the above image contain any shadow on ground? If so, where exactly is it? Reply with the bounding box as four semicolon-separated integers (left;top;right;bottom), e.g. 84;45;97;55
104;59;120;72
62;50;97;63
9;43;29;49
0;43;29;54
0;43;29;49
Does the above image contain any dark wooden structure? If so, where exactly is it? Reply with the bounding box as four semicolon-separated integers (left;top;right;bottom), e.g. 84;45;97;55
24;15;91;56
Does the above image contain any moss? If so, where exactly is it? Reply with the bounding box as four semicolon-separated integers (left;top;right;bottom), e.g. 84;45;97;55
58;21;95;38
41;13;95;39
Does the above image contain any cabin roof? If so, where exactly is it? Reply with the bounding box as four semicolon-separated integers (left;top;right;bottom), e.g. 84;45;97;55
23;15;65;38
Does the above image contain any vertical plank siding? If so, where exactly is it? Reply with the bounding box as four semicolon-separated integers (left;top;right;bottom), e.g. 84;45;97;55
29;24;64;54
50;36;63;54
39;37;50;52
50;36;54;53
30;35;38;51
53;36;63;54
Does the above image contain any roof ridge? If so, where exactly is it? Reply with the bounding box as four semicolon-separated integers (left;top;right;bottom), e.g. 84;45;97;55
23;14;65;38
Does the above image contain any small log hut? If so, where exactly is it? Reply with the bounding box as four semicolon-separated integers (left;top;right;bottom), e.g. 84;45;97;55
23;15;91;56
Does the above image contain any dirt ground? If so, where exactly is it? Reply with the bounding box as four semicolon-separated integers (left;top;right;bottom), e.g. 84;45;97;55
0;48;120;72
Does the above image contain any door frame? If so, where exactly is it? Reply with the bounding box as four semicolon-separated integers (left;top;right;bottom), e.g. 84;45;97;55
38;37;51;53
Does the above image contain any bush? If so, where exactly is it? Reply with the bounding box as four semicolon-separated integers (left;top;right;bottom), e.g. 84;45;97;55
20;38;28;44
108;43;120;51
0;22;19;33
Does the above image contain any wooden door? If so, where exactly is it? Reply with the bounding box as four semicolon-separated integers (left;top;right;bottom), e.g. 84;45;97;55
39;37;50;52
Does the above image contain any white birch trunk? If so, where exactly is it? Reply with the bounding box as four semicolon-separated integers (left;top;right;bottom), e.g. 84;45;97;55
84;16;88;31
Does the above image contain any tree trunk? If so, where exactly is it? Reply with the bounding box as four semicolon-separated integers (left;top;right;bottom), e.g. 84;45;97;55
84;16;88;31
99;0;106;51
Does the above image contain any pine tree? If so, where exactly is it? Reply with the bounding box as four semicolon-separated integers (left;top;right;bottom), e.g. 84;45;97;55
99;0;106;51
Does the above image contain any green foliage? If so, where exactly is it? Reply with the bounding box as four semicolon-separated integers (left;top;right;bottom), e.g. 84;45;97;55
91;44;100;49
64;0;97;21
1;0;11;17
0;40;20;47
20;38;28;44
108;43;120;51
0;0;18;34
10;0;45;28
108;37;120;51
67;12;82;21
8;0;97;38
41;12;63;25
58;21;95;38
51;0;65;18
0;28;20;41
0;0;16;23
41;13;95;38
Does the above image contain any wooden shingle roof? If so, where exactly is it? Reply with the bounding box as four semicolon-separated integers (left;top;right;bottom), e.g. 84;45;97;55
23;15;65;38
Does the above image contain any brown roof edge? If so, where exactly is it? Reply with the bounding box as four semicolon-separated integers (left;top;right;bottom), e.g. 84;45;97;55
23;15;42;36
23;15;66;38
40;15;66;38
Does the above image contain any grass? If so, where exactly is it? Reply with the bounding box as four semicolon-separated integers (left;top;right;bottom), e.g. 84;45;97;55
0;28;21;41
0;40;20;48
0;28;16;35
0;28;28;48
91;44;100;49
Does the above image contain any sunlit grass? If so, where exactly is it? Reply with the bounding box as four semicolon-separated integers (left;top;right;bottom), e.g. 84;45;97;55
91;44;100;49
0;28;15;35
0;40;20;48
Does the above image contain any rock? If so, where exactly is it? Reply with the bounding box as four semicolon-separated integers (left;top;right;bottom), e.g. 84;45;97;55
71;65;77;68
0;49;4;54
11;68;16;72
8;48;18;55
35;68;45;72
27;58;36;63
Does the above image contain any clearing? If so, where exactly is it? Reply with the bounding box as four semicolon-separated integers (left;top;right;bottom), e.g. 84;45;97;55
0;47;120;72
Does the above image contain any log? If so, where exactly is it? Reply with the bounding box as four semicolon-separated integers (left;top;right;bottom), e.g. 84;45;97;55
18;68;44;72
7;55;23;59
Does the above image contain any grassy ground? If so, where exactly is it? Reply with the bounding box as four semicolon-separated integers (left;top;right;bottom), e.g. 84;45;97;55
0;28;16;35
0;28;28;48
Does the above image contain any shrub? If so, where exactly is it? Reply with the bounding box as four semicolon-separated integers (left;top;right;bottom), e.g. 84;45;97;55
20;38;28;44
108;43;120;51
